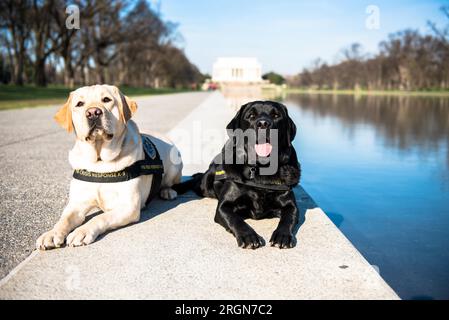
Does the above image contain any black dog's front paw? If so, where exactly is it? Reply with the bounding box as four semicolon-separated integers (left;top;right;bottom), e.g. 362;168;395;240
270;229;296;249
235;231;265;249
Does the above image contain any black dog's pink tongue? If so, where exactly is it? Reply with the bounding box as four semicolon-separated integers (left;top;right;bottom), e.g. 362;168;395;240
255;143;273;157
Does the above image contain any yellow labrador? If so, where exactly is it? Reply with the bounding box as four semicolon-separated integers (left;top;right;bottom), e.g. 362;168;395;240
36;85;182;250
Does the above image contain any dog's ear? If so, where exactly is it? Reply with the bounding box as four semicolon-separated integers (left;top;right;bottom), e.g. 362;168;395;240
280;103;296;145
288;116;297;145
54;93;74;132
226;102;250;132
119;94;138;123
113;86;137;123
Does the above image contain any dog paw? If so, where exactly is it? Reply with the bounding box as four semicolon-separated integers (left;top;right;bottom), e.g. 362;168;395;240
269;229;296;249
160;188;177;200
66;227;97;247
36;229;66;250
236;231;265;249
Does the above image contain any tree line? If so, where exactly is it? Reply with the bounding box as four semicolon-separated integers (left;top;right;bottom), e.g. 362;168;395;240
289;6;449;91
0;0;204;88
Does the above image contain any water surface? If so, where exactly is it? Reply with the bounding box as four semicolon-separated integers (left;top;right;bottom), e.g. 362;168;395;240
285;94;449;300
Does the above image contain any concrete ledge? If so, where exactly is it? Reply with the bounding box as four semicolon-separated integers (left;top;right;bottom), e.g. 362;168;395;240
0;187;398;299
0;91;399;299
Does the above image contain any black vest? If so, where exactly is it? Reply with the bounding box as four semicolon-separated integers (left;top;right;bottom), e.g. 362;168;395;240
73;135;164;205
214;164;292;192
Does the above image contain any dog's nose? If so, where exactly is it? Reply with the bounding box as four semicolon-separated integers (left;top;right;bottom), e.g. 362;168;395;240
256;119;271;129
86;107;103;120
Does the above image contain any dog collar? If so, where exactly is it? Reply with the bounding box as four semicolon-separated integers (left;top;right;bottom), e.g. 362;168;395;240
73;135;164;204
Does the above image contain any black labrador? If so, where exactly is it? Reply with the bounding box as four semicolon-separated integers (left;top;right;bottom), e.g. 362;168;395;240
174;101;301;249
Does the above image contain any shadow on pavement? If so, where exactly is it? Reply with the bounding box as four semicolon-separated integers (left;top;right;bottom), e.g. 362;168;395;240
93;190;200;243
293;186;318;236
94;182;315;243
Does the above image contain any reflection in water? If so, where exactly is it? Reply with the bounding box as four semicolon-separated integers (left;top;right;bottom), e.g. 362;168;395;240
221;84;285;111
283;93;449;300
285;94;449;167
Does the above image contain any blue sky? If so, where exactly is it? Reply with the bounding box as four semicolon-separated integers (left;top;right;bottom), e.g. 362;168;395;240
159;0;448;75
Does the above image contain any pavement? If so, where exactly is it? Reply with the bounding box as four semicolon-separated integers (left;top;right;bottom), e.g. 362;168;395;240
0;91;399;299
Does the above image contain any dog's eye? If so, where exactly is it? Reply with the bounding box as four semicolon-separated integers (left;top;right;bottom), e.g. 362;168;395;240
272;113;280;119
102;97;112;103
76;101;84;107
247;112;256;120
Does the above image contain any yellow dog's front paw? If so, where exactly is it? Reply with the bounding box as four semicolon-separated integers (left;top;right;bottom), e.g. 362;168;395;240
36;229;66;250
66;227;97;247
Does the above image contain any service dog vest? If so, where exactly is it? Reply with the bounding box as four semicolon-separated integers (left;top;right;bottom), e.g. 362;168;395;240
73;135;164;205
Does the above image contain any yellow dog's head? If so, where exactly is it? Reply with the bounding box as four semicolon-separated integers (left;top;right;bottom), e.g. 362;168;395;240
54;85;137;142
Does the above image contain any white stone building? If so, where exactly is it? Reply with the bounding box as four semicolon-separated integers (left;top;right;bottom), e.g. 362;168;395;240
212;57;263;83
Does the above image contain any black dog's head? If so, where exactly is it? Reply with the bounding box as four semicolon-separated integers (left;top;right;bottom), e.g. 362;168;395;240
226;101;297;164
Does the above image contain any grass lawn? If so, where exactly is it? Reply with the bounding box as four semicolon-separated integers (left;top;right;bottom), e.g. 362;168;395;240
0;85;194;110
284;87;449;97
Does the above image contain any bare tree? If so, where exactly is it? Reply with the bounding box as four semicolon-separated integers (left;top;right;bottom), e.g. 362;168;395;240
293;27;449;91
0;0;203;88
0;0;31;85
